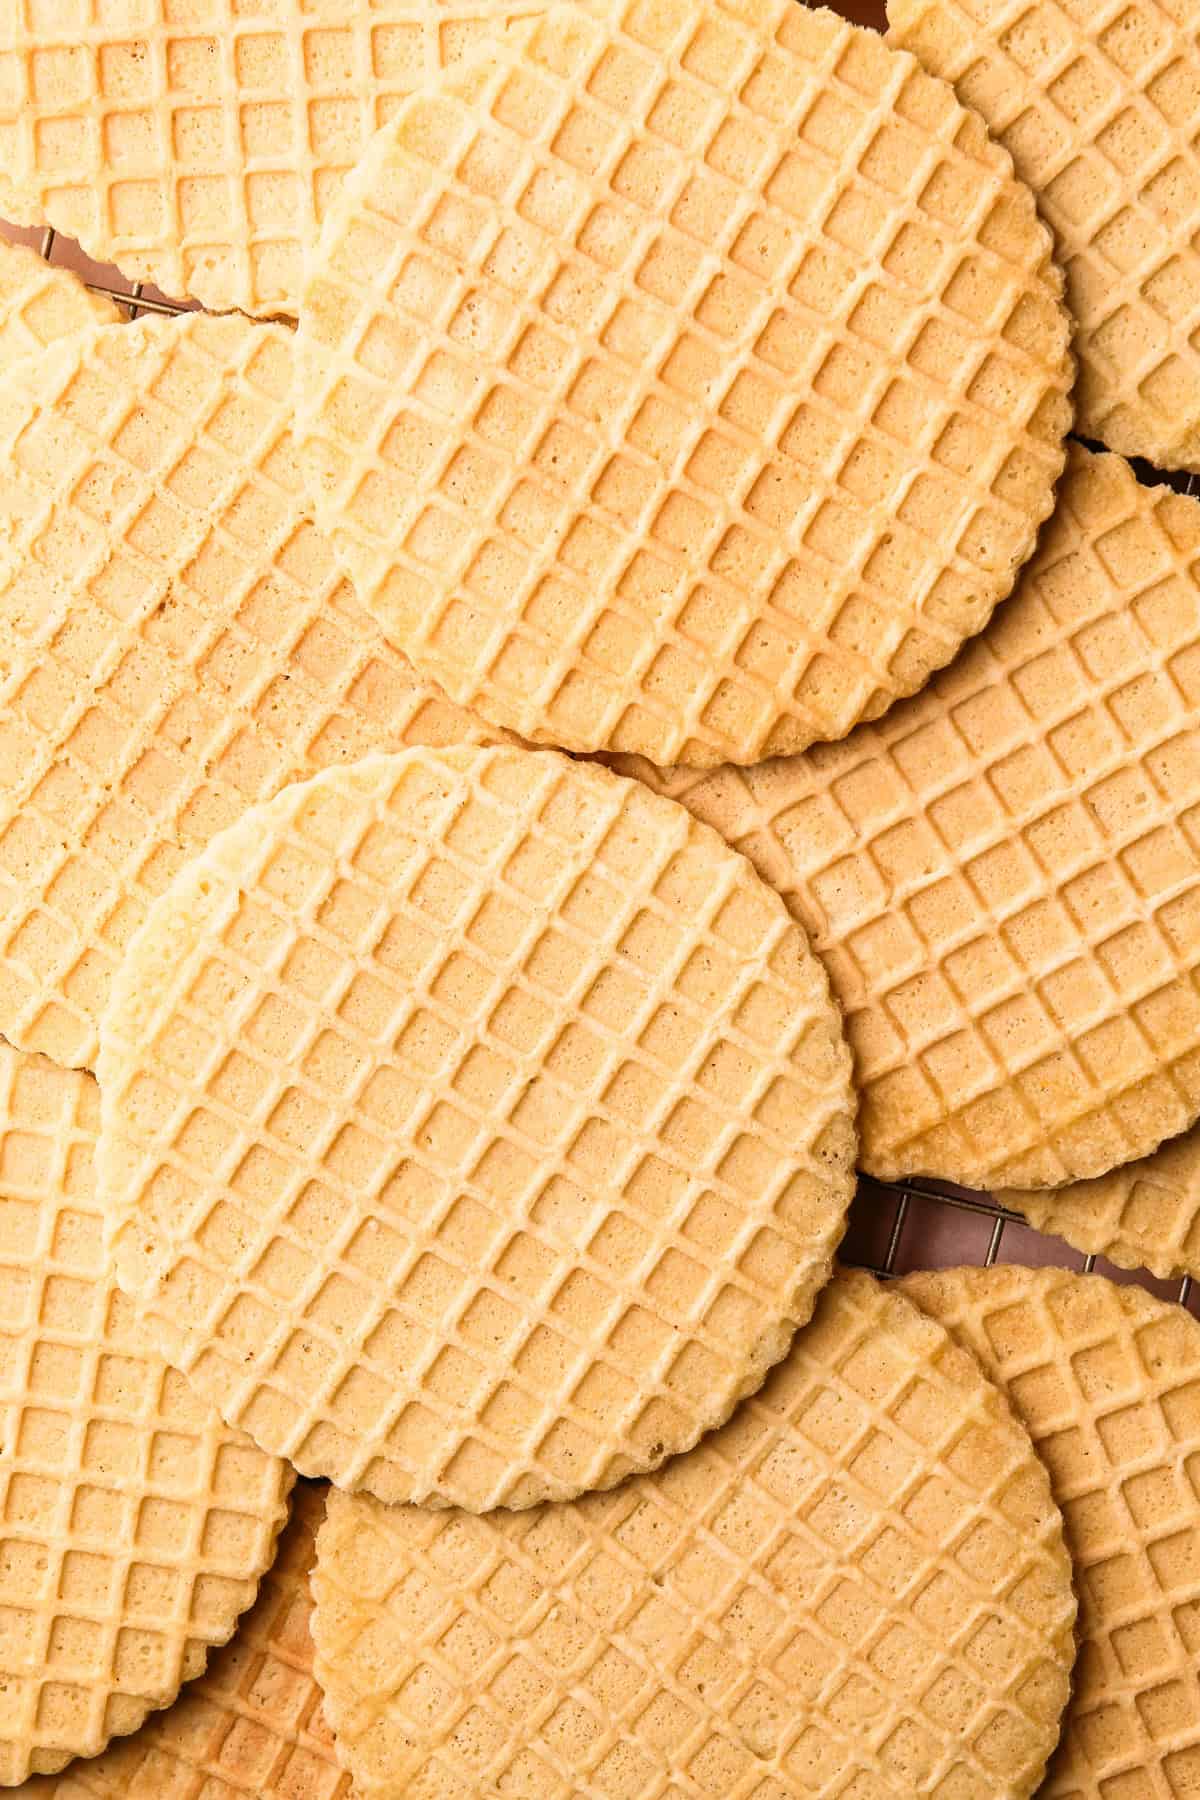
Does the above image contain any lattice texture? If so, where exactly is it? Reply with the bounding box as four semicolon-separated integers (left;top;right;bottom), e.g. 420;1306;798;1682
1007;1123;1200;1280
296;0;1072;766
98;747;856;1511
613;445;1200;1188
0;1;540;316
18;1482;349;1800
0;238;118;366
903;1266;1200;1798
888;0;1200;471
0;309;502;1072
312;1268;1076;1800
0;1040;293;1785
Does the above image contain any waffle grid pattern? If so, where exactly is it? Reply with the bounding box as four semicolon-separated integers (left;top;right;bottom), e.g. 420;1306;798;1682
8;73;1200;1318
312;1269;1076;1800
902;1265;1200;1797
1009;1127;1200;1283
888;0;1200;471
0;1042;293;1784
99;748;855;1511
0;1;540;316
20;1482;350;1800
297;0;1072;765
617;446;1200;1189
0;307;501;1071
0;237;118;365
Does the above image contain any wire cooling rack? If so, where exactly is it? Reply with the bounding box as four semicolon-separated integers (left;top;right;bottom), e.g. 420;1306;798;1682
5;212;1200;1319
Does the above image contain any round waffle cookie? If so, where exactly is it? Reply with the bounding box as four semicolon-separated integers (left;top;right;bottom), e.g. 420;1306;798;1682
295;0;1073;767
614;444;1200;1188
0;1040;293;1785
16;1482;350;1800
0;308;503;1073
903;1265;1200;1798
888;0;1200;472
1004;1126;1200;1281
311;1267;1076;1800
0;239;118;368
97;746;857;1511
0;2;541;317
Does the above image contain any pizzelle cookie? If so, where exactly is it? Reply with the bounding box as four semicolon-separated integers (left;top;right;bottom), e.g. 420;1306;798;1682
98;746;857;1511
888;0;1200;472
16;1482;349;1800
0;239;118;368
295;0;1073;766
614;444;1200;1189
0;1040;293;1784
0;2;541;316
0;308;503;1072
1004;1125;1200;1281
311;1268;1076;1800
903;1265;1200;1798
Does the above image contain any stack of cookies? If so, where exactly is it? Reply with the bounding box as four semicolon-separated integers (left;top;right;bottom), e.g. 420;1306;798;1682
0;0;1198;1792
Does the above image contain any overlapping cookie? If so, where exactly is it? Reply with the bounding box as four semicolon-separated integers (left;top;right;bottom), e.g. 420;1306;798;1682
905;1265;1200;1797
311;1269;1076;1799
0;1041;293;1783
16;1482;349;1800
97;746;856;1511
617;446;1200;1188
296;0;1072;765
1005;1124;1200;1281
0;2;541;315
0;310;501;1071
889;0;1200;470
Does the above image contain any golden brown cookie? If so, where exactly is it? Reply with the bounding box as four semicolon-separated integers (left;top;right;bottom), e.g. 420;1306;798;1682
296;0;1072;764
97;746;856;1512
0;309;501;1071
15;1483;349;1800
904;1264;1200;1798
312;1268;1076;1799
0;1041;293;1784
0;2;540;315
615;445;1200;1187
889;0;1200;470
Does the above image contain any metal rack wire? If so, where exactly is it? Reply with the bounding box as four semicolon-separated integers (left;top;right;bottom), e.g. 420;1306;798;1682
31;224;191;321
847;1174;1199;1311
7;218;1200;1317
